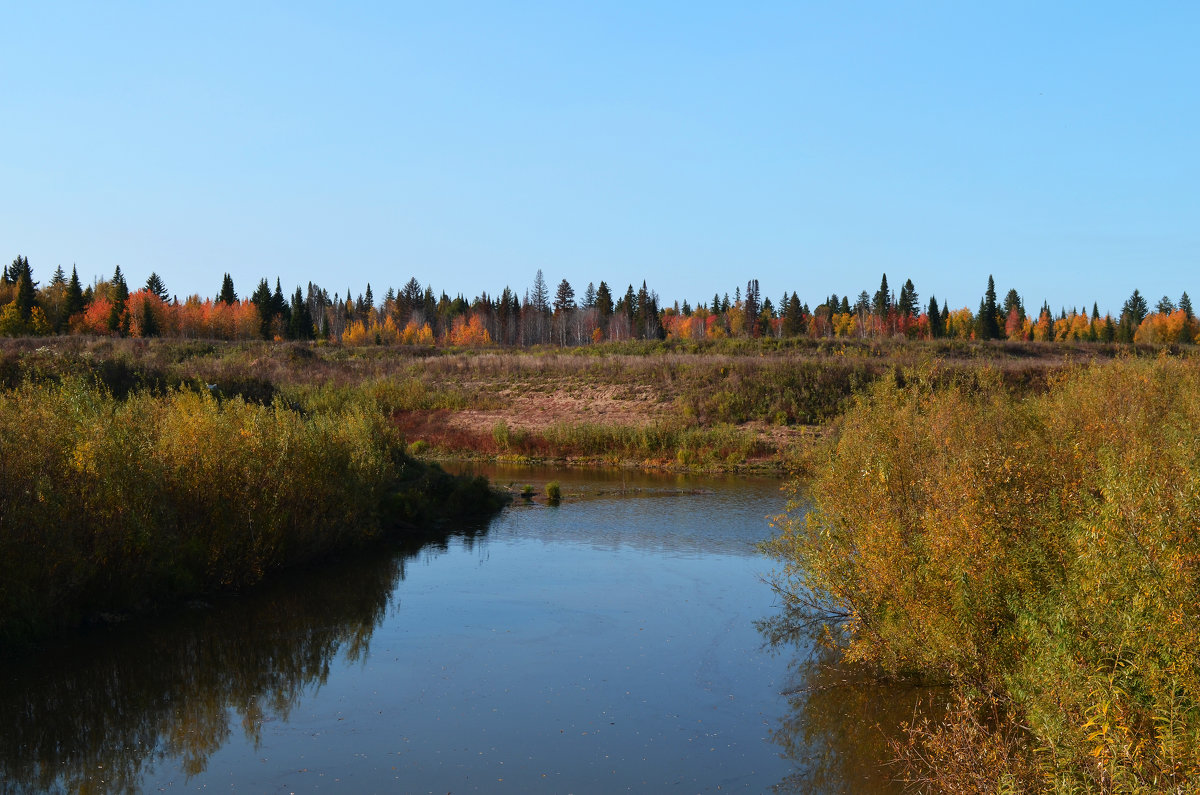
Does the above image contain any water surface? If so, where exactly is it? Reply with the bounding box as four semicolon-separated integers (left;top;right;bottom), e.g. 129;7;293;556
0;466;919;793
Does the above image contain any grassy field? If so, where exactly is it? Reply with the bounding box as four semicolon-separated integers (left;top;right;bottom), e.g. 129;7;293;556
0;336;1130;474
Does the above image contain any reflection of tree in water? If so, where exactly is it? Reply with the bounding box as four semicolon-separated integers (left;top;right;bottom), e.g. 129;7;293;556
758;612;943;795
0;524;487;793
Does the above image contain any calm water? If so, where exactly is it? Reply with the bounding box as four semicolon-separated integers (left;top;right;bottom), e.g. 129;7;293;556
0;466;924;794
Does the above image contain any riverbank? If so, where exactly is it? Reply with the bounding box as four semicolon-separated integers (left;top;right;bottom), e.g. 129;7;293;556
0;375;508;645
764;356;1200;791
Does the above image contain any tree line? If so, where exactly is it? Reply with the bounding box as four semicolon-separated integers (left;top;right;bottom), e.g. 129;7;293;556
1;256;1195;346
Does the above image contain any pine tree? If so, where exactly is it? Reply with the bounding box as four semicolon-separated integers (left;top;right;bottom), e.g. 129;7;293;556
1181;291;1194;321
583;282;597;309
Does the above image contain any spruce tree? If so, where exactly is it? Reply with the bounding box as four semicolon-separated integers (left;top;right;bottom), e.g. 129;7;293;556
927;295;942;338
595;281;613;318
145;272;169;301
66;267;85;317
13;258;36;324
1181;292;1194;321
250;278;273;339
108;265;130;335
873;273;890;316
979;275;1001;340
218;273;237;305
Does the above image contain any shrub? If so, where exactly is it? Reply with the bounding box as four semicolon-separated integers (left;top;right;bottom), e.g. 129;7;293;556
763;358;1200;790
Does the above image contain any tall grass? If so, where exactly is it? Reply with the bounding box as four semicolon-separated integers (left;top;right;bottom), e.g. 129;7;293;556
0;378;503;642
763;357;1200;791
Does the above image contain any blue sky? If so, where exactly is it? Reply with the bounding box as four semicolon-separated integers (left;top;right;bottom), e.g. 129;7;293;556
3;2;1196;314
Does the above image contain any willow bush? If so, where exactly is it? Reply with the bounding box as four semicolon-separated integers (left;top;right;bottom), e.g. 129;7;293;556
0;378;500;642
764;357;1200;792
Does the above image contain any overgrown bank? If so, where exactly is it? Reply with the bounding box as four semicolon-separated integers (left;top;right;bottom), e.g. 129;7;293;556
0;377;507;645
764;357;1200;791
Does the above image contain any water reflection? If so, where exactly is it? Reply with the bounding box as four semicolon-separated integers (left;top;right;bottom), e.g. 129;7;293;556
759;615;941;793
0;524;486;793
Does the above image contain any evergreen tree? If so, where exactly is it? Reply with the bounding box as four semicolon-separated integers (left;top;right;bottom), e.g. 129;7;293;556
66;267;85;317
840;296;851;314
530;269;549;312
583;282;597;309
1156;295;1176;314
1122;289;1149;325
1118;289;1148;341
553;279;576;313
784;292;803;336
108;265;130;336
13;257;36;324
1181;291;1194;321
250;278;273;339
897;279;918;317
979;275;1001;340
218;273;237;305
1001;288;1024;321
744;279;760;332
595;281;613;318
872;273;890;316
289;286;315;339
927;295;943;338
272;278;290;327
145;272;169;301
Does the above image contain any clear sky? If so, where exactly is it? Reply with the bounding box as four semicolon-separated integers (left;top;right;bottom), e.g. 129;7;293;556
3;2;1196;315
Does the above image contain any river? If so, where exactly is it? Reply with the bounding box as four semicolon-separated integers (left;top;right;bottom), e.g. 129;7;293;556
0;465;926;793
